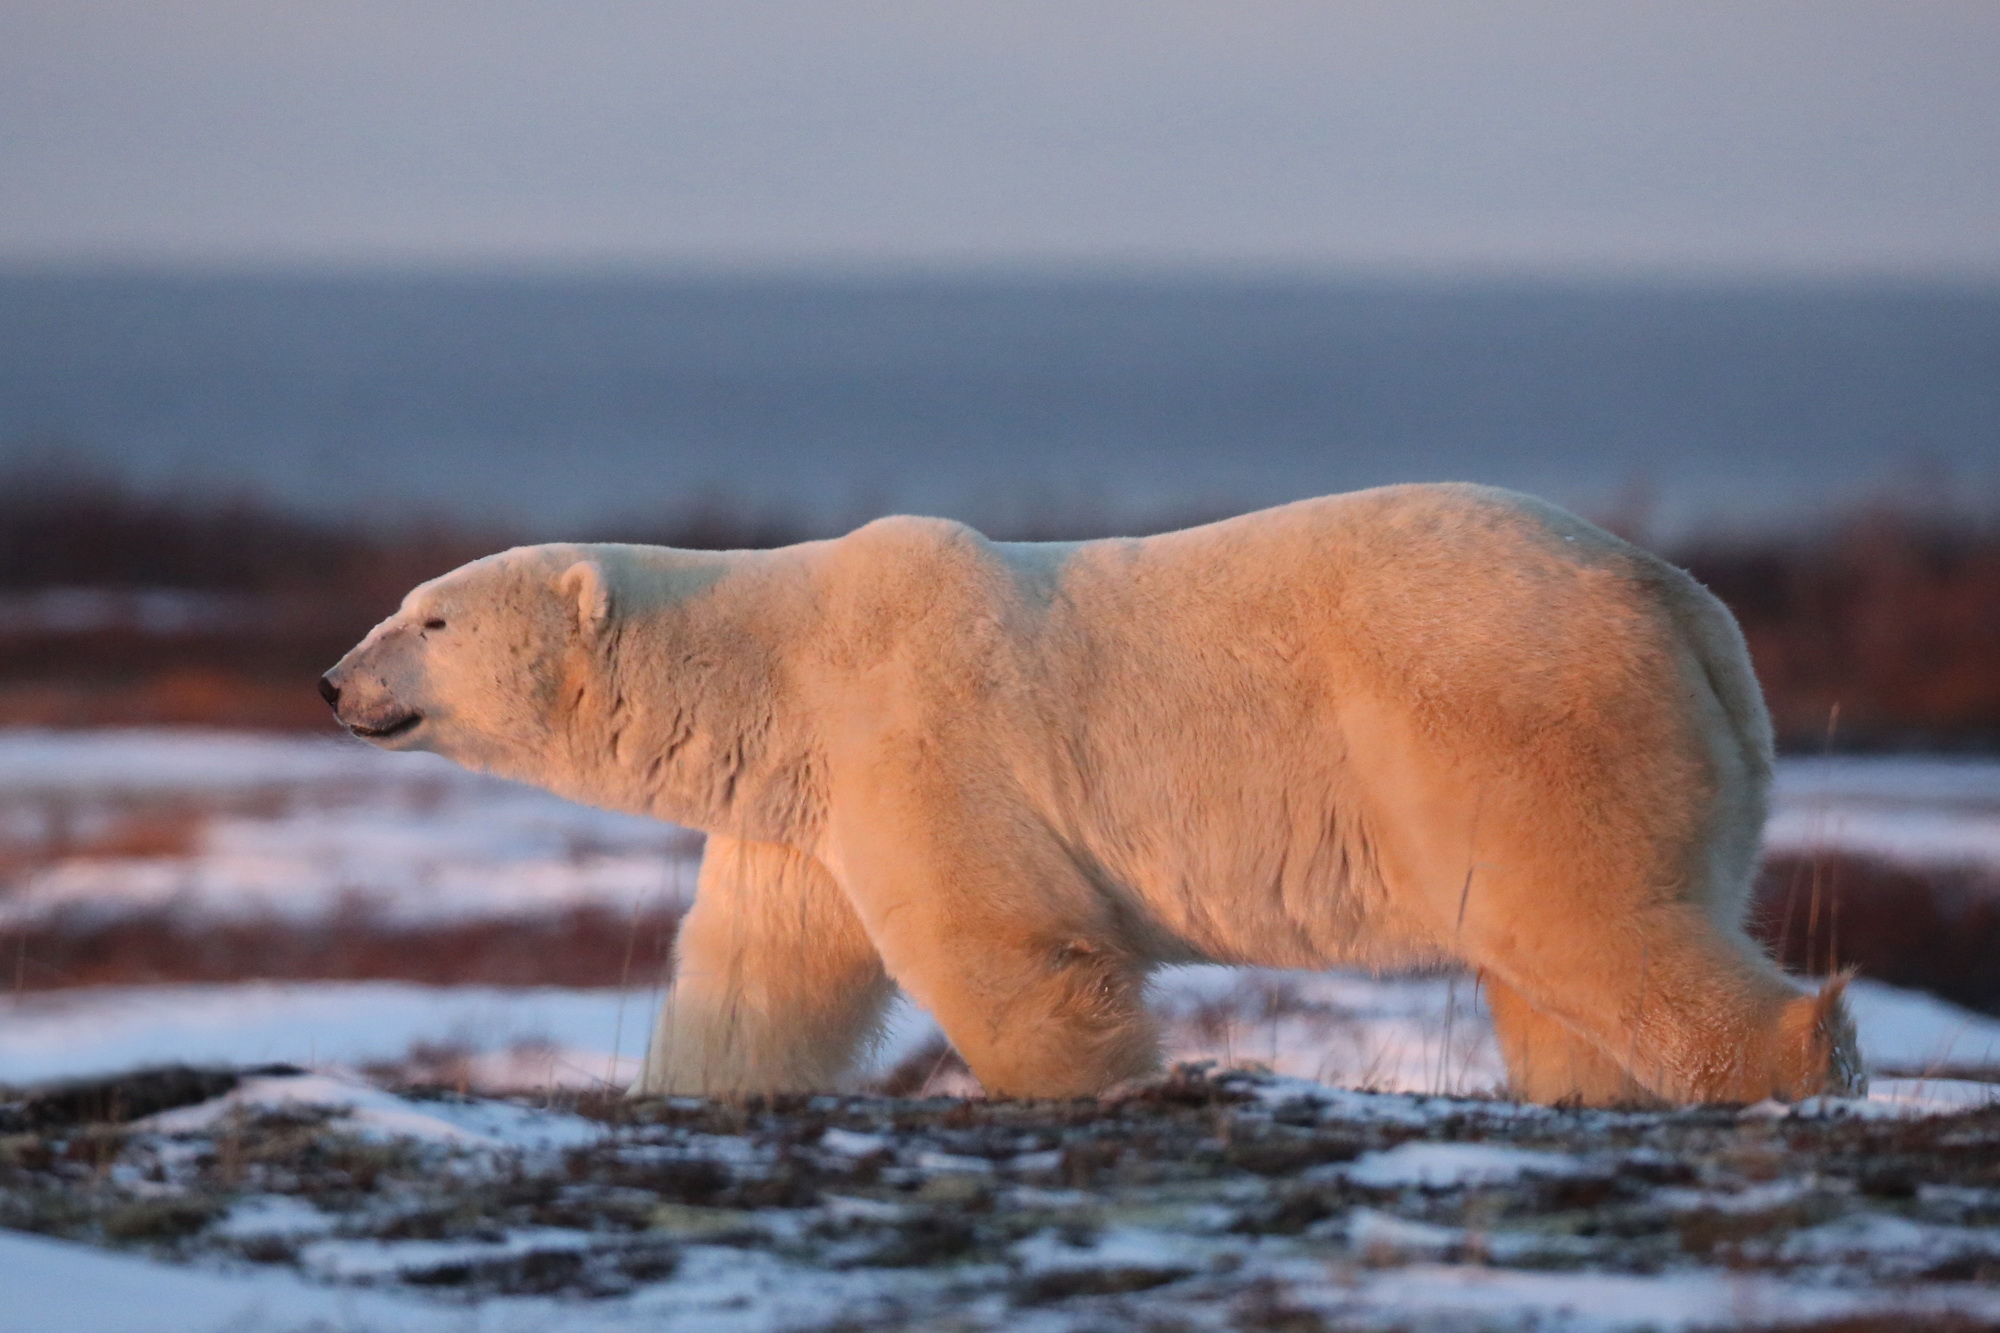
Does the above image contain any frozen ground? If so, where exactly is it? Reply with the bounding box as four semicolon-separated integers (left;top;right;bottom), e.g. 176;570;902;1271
2;732;1997;940
4;1061;2000;1333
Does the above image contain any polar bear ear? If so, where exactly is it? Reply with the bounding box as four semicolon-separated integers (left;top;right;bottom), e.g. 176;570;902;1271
558;558;613;638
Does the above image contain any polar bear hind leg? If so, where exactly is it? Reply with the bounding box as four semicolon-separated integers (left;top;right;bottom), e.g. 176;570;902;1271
1353;579;1861;1105
636;836;895;1096
1356;714;1858;1103
1483;975;1661;1107
1427;746;1858;1105
1470;886;1860;1105
1465;765;1804;1107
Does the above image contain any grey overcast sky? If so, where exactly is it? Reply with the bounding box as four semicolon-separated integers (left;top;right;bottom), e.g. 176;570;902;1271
4;1;1999;275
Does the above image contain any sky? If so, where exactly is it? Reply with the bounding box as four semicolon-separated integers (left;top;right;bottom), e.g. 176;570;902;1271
4;1;2000;277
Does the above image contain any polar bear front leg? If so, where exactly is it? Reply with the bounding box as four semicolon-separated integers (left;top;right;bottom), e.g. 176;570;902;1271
828;764;1160;1099
635;836;895;1096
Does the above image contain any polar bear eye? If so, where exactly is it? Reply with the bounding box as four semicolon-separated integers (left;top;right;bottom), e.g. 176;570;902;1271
423;618;447;631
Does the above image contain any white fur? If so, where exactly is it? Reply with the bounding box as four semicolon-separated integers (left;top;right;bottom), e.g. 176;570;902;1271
326;483;1860;1105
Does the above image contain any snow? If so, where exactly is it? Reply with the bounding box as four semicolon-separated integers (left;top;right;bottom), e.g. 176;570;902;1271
1011;1224;1210;1277
10;835;691;928
1341;1206;1467;1257
300;1228;602;1282
139;1071;495;1143
0;1222;911;1333
1780;1212;2000;1272
0;982;656;1089
1152;965;1506;1097
821;1193;911;1223
910;1149;992;1174
0;728;699;931
6;973;1998;1112
1344;1142;1587;1189
1155;968;2000;1110
13;1217;1993;1333
1768;753;2000;869
819;1128;891;1156
1775;753;2000;807
211;1195;338;1241
1841;1077;2000;1115
137;1071;606;1149
0;728;404;791
611;1246;972;1333
0;1227;460;1333
1330;1262;2000;1333
1847;977;2000;1070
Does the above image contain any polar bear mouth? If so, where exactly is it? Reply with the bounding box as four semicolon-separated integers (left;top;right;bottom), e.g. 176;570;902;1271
351;712;423;740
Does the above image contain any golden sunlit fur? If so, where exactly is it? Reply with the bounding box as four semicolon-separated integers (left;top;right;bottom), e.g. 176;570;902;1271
326;483;1861;1105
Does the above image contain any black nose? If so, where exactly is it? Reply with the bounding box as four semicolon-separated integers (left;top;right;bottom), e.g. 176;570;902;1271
318;674;341;709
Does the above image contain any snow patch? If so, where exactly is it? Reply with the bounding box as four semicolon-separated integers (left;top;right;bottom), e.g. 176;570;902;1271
0;1227;459;1333
136;1070;607;1150
1345;1142;1588;1189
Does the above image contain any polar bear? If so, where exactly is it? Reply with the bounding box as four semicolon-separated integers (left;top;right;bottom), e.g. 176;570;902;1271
322;483;1860;1106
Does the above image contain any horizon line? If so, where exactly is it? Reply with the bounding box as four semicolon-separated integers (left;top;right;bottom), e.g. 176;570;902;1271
5;254;2000;292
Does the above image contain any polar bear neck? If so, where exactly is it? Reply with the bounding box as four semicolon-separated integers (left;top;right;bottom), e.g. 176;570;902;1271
547;543;829;844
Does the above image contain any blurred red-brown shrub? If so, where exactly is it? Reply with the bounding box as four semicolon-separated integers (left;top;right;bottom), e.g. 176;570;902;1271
2;905;680;991
1751;851;2000;1016
1682;511;2000;747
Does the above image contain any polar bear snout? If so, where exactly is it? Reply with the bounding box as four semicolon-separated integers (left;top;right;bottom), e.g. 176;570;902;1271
319;660;425;743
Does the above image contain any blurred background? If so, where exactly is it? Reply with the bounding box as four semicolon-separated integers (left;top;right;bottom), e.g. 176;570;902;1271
1;2;1997;1088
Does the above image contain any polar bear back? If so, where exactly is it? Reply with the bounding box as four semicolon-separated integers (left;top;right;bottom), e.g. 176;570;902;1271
810;482;1769;973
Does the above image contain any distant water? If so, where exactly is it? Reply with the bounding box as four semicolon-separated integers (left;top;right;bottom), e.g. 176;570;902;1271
1;271;1995;535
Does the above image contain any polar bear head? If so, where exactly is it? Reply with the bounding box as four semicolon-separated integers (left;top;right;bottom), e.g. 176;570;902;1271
320;545;616;778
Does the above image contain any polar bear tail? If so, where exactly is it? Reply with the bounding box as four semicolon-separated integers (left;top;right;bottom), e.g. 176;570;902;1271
1662;567;1777;789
